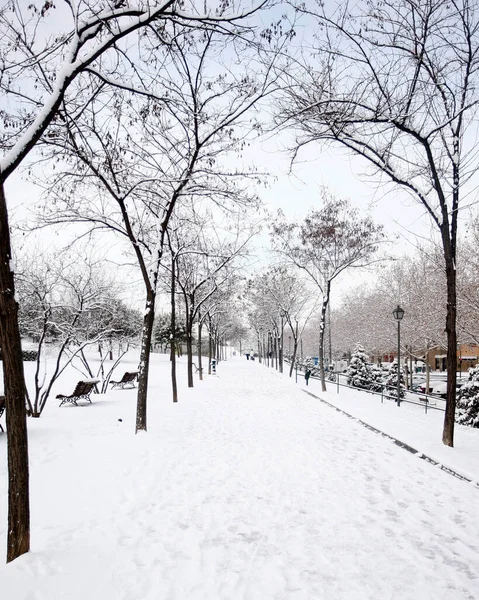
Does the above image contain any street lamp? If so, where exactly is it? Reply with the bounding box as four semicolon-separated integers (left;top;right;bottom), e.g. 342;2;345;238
393;305;405;406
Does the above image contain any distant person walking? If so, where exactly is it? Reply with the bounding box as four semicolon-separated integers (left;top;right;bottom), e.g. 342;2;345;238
305;369;311;386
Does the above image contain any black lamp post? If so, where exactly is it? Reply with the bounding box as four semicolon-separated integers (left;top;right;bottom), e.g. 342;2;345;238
393;305;405;406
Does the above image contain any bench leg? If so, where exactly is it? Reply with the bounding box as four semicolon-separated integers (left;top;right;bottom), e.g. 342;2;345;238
59;397;78;407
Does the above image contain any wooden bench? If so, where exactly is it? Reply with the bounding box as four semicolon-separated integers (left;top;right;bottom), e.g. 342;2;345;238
192;363;203;375
110;371;138;389
57;379;100;407
0;395;5;432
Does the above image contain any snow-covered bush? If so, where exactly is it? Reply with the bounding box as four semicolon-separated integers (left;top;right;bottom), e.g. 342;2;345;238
384;361;406;399
456;365;479;428
370;364;385;392
346;345;373;389
0;349;38;362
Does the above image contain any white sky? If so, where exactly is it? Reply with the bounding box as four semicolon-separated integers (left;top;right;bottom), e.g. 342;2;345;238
4;131;446;312
251;132;439;249
5;0;477;313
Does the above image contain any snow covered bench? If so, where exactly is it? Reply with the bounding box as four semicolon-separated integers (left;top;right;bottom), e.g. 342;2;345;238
57;379;100;407
0;395;5;432
110;371;138;389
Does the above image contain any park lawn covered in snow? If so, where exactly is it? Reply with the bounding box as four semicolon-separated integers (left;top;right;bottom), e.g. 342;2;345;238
305;374;479;485
1;353;479;599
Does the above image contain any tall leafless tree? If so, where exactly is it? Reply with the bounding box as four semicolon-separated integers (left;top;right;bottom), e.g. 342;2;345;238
165;209;256;387
281;0;479;446
272;193;384;391
34;22;277;434
248;266;315;377
0;0;272;563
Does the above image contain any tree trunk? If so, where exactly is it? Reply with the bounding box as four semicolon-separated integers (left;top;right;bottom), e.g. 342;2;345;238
289;321;299;378
319;282;331;392
170;256;178;403
289;341;298;378
275;333;278;371
208;316;213;375
135;288;155;432
279;333;283;373
442;241;457;447
186;330;194;388
198;317;203;381
425;341;430;395
409;348;413;390
0;182;30;563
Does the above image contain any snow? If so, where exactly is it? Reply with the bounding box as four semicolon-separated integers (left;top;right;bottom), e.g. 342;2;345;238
1;353;479;599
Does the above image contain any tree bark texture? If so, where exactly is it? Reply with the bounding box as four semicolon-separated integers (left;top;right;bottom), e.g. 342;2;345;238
279;333;283;374
197;318;203;381
289;321;299;378
208;316;213;375
0;182;30;563
136;289;156;432
319;283;331;392
442;240;457;447
186;303;194;388
170;256;178;403
289;342;298;378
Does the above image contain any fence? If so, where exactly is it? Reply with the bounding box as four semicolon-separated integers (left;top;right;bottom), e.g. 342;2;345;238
302;368;446;415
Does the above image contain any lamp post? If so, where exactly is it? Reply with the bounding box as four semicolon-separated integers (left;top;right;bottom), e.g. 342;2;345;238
393;305;405;406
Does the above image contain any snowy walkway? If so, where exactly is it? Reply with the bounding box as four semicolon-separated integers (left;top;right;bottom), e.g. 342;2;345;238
2;355;479;599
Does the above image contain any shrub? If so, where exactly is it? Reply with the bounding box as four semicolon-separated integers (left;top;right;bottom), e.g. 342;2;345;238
456;364;479;428
384;361;406;399
0;349;38;361
346;344;373;389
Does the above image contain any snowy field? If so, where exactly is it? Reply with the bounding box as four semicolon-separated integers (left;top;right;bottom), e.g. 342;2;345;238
1;353;479;599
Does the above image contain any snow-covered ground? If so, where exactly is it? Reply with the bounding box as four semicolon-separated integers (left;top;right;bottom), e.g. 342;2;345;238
1;353;479;599
307;373;479;484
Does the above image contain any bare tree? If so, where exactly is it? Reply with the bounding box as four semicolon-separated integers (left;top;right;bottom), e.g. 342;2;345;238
281;0;479;446
0;0;272;563
165;209;256;386
272;193;384;391
35;23;276;434
332;248;447;369
247;265;315;376
15;249;139;415
457;215;479;346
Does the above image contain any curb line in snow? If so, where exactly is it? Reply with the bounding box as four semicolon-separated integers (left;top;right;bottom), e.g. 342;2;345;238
302;389;479;490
